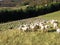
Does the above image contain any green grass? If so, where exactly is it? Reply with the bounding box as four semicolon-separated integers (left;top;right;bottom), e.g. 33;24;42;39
0;11;60;45
39;11;60;20
0;29;60;45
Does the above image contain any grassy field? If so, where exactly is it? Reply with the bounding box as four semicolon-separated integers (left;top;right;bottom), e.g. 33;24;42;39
0;11;60;45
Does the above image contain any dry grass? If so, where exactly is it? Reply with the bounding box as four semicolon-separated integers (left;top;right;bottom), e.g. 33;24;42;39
0;11;60;45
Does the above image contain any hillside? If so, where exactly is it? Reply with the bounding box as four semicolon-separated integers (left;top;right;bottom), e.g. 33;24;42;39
0;11;60;31
0;11;60;45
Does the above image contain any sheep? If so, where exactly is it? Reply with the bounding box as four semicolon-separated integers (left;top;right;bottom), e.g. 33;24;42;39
56;28;60;33
17;19;59;32
50;19;58;24
34;23;40;29
21;26;29;31
18;24;30;31
39;22;44;25
30;24;35;31
30;23;39;31
45;25;50;29
34;22;39;27
53;22;58;29
40;25;45;30
39;22;45;31
39;22;50;32
44;25;50;32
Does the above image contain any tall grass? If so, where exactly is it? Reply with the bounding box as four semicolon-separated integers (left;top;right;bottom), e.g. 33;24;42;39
0;10;60;45
0;29;60;45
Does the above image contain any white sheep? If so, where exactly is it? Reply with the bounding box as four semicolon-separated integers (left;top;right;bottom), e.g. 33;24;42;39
39;22;45;30
18;24;30;31
44;25;50;32
40;25;45;30
34;22;39;27
39;22;50;32
56;28;60;33
53;22;58;29
30;24;35;31
45;25;50;29
39;22;45;27
30;23;39;31
50;19;58;24
21;26;29;31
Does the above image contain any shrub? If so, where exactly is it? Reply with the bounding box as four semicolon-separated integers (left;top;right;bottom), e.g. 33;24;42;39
0;2;60;23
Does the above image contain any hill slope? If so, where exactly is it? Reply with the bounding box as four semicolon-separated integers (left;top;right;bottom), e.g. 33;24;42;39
0;11;60;30
0;11;60;45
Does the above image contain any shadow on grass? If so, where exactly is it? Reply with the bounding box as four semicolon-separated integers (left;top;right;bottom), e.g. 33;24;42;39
48;29;56;32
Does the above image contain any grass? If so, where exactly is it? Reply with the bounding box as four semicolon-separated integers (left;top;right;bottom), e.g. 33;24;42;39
0;11;60;45
0;6;27;10
0;29;60;45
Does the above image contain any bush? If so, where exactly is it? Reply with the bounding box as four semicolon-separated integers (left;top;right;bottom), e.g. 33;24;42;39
0;2;60;23
22;2;29;6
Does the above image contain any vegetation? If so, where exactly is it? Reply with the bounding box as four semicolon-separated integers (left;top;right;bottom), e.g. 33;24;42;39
0;11;60;31
0;11;60;45
0;1;60;45
0;2;60;23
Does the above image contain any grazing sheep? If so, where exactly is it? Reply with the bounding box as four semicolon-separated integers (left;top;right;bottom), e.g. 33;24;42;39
18;24;30;31
39;22;45;28
21;26;29;31
50;19;58;24
56;28;60;33
40;25;45;30
21;24;30;31
44;25;50;32
39;22;44;26
39;22;50;32
53;22;58;29
34;22;39;27
39;22;45;30
17;19;59;32
45;25;50;29
30;24;35;31
30;23;39;31
34;23;39;29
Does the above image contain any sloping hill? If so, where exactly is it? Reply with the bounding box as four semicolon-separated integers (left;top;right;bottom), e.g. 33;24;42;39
0;11;60;30
0;11;60;45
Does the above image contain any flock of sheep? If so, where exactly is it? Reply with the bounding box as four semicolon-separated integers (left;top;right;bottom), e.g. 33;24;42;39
18;19;60;33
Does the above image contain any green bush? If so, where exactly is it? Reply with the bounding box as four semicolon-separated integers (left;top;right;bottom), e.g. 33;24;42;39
0;2;60;23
